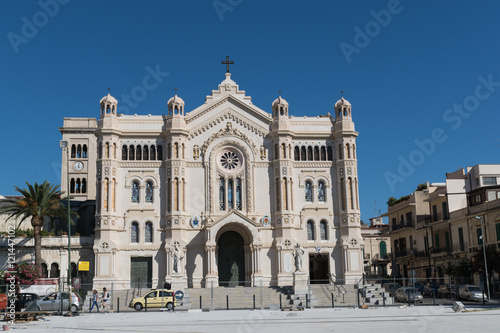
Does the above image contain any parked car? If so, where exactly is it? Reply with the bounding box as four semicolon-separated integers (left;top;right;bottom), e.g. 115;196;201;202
459;285;485;302
437;284;458;299
395;287;424;303
129;289;177;311
382;283;402;297
423;282;440;296
15;293;39;311
25;291;81;313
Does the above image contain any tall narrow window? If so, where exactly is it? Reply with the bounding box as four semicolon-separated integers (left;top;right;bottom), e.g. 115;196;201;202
157;145;163;160
307;220;314;240
301;146;306;161
131;222;139;243
122;145;128;160
131;181;139;203
276;179;281;211
236;178;242;210
320;220;327;240
113;143;116;159
103;178;109;210
167;179;171;211
82;144;87;158
281;144;286;159
75;178;81;193
294;146;300;161
167;143;171;159
348;177;353;209
136;145;142;161
338;144;343;159
174;178;179;211
341;178;346;210
327;146;333;161
305;180;312;202
174;143;179;158
346;143;351;159
143;145;149;160
228;179;233;209
145;181;153;203
129;145;135;160
380;241;387;258
111;179;115;211
77;144;82;158
182;143;185;159
314;146;319;161
70;178;75;193
145;222;153;243
318;180;325;202
352;144;356;159
150;145;156;160
105;142;109;158
282;178;288;210
71;145;76;158
82;178;87;194
320;146;326;161
219;177;225;210
98;143;102;159
307;146;313;161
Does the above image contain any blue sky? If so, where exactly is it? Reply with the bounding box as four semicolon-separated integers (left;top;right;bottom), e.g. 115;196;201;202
1;0;499;222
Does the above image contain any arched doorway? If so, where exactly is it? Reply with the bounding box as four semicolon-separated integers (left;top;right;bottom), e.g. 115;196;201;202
217;231;245;286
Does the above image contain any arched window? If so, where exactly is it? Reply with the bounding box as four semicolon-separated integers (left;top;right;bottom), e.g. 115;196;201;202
219;177;225;210
131;222;139;243
167;143;171;159
276;179;281;211
174;178;179;211
113;143;116;159
145;181;153;203
327;146;333;161
75;178;81;193
346;143;351;159
281;143;286;159
104;142;109;158
174;143;179;159
77;144;82;158
182;143;185;159
143;145;149;160
307;146;313;161
157;145;163;160
341;178;346;210
307;220;314;240
347;177;353;209
282;178;288;210
145;222;153;243
314;146;319;161
103;178;109;211
131;181;139;203
82;144;87;158
50;263;60;278
305;180;312;202
41;263;48;278
320;146;326;161
150;145;156;160
98;143;102;159
129;145;135;160
136;145;142;161
294;146;300;161
301;146;306;161
228;179;233;209
82;178;87;193
338;144;343;159
71;145;76;158
318;180;325;202
236;178;242;210
274;144;279;159
111;179;116;211
122;145;128;160
353;144;356;159
167;179;171;211
70;178;75;194
320;220;327;240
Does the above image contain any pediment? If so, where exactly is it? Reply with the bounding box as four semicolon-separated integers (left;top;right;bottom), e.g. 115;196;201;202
210;210;259;228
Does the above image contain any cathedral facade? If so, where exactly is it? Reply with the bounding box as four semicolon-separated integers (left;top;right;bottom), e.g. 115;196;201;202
59;70;363;290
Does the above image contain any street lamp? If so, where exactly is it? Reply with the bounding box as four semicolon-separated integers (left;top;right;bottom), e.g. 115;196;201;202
475;216;490;301
59;140;72;309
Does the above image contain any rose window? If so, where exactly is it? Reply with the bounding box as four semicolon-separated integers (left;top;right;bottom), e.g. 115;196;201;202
220;151;239;170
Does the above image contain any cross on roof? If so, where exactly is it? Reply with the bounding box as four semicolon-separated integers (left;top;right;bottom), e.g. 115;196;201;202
278;90;282;96
221;56;234;73
107;87;111;94
174;88;178;94
341;90;344;97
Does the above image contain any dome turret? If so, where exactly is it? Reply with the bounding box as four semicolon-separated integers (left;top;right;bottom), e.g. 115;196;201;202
334;96;351;118
272;95;289;117
168;94;185;116
100;92;118;116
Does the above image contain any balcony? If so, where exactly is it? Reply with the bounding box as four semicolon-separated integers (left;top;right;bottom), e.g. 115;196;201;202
452;242;467;253
391;220;415;231
424;212;450;224
394;248;417;258
431;246;452;256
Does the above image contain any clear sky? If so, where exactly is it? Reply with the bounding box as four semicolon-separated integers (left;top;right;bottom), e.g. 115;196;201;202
1;0;499;222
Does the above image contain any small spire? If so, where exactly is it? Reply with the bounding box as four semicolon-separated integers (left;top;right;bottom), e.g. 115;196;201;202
340;90;344;97
174;88;178;96
278;90;282;96
107;87;111;94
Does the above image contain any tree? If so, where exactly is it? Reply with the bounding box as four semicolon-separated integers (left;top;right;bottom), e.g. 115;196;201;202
471;247;500;280
0;181;68;268
444;259;473;284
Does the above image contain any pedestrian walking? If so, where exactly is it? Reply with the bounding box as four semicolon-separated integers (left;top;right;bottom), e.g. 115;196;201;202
90;290;99;312
102;287;112;313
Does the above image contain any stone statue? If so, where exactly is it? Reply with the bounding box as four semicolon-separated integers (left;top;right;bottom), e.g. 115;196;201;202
229;261;239;287
172;242;184;274
293;243;304;272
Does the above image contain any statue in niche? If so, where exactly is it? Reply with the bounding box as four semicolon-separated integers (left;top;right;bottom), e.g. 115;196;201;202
172;242;184;274
229;261;239;287
293;243;304;272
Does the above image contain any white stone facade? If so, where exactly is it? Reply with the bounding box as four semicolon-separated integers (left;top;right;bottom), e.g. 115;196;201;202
60;73;363;290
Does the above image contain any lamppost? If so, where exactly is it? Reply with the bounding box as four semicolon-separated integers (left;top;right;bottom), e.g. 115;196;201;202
424;223;432;281
59;140;72;307
475;216;490;301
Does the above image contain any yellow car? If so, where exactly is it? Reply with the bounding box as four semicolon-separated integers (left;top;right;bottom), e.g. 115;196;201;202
129;289;177;311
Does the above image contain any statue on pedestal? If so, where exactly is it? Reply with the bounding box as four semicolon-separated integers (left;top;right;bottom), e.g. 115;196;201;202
172;242;184;274
293;243;304;272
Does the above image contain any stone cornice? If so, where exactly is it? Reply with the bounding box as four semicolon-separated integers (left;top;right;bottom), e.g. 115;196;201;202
119;161;163;168
293;161;334;168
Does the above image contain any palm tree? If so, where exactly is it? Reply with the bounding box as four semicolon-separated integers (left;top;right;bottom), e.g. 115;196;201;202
0;181;68;268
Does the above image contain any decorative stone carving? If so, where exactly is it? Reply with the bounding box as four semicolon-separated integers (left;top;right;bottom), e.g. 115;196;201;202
200;122;258;157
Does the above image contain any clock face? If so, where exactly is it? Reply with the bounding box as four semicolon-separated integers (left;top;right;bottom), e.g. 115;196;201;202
73;161;84;171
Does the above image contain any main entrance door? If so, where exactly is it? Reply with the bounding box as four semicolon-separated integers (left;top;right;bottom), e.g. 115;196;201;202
309;254;329;284
131;257;152;289
217;231;245;286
